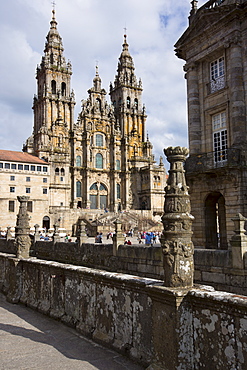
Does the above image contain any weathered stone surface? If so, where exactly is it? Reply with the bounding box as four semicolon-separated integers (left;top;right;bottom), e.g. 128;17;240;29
15;196;31;259
161;146;194;288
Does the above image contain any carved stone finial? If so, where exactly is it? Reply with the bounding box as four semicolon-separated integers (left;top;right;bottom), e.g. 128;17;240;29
15;196;31;258
160;147;194;288
190;0;198;15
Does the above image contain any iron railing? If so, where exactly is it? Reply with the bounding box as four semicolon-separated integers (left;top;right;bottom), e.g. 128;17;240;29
185;148;241;173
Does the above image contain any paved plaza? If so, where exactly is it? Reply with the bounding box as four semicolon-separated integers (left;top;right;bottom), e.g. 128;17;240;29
0;293;144;370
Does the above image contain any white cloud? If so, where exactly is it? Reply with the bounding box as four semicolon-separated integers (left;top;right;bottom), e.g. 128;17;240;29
0;0;195;166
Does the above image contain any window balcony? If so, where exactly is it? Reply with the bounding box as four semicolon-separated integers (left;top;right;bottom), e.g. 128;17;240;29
207;76;225;94
185;148;241;174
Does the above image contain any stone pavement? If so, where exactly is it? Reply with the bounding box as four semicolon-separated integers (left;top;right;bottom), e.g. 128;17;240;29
0;293;144;370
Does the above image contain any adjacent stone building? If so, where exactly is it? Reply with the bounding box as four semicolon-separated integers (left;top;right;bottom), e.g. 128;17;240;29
0;10;165;232
175;0;247;248
0;150;50;232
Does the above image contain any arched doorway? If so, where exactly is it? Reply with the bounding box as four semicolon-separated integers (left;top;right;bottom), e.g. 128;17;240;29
205;192;227;249
89;182;108;209
42;216;50;231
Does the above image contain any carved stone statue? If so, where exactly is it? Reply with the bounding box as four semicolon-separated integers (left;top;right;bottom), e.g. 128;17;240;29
160;147;194;288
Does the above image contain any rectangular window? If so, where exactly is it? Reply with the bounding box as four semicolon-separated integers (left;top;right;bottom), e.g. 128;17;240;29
10;175;15;181
43;188;48;194
0;163;3;168
5;163;10;169
10;187;15;193
24;165;29;171
211;57;225;80
18;164;23;170
27;201;33;212
96;134;103;146
31;165;35;171
210;57;225;93
11;163;16;169
212;112;228;163
26;187;31;194
43;178;47;183
43;166;48;172
37;166;41;172
9;200;15;212
60;177;64;181
26;177;31;182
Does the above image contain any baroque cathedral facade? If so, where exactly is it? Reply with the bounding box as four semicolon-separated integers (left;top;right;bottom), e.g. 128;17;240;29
22;10;165;231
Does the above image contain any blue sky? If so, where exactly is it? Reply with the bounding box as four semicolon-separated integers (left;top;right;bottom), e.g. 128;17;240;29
0;0;206;166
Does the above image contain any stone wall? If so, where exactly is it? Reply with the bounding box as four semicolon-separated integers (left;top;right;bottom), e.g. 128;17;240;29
31;241;164;280
194;248;247;295
1;238;247;293
0;252;247;369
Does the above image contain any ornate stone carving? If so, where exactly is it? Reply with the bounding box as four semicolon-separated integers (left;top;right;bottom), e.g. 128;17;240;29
15;196;31;259
161;147;194;288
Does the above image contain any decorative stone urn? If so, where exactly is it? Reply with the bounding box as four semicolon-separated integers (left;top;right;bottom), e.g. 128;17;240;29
160;146;194;288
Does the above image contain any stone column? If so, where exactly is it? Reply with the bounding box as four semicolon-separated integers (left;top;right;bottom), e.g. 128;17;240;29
229;41;246;144
15;196;31;259
113;219;125;256
230;213;247;269
53;220;60;243
184;62;201;154
6;227;12;241
77;218;88;245
34;224;40;243
161;147;194;288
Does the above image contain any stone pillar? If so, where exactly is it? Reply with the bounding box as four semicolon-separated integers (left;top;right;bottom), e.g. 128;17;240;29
230;213;247;269
15;196;31;259
6;227;12;241
77;218;88;245
53;220;60;243
34;224;40;243
113;219;125;256
229;41;246;144
161;147;194;288
184;63;201;154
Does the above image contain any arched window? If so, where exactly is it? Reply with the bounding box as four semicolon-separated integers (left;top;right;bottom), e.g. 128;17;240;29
89;182;108;209
76;181;81;197
50;53;54;65
95;153;103;169
134;98;138;109
96;98;101;110
55;168;59;176
127;97;131;108
90;183;98;190
99;183;107;191
116;159;120;170
76;155;81;167
90;150;92;162
205;192;227;249
117;184;120;199
51;80;56;95
61;82;66;96
96;134;103;147
61;168;65;176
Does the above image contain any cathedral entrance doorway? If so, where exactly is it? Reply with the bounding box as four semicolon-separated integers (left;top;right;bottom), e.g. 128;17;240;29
89;182;108;209
42;216;50;231
205;192;227;249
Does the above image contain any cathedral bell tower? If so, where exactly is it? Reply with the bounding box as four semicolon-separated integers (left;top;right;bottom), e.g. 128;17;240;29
26;9;76;209
31;9;75;161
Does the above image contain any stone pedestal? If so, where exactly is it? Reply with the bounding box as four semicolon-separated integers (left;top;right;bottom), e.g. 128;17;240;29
113;219;125;256
53;221;60;243
15;196;31;259
161;147;194;288
77;218;88;245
